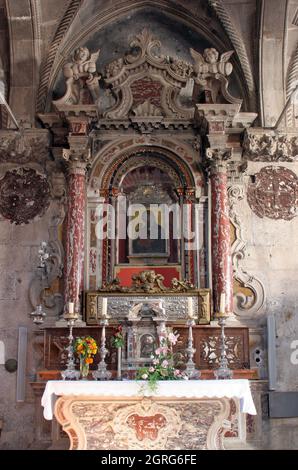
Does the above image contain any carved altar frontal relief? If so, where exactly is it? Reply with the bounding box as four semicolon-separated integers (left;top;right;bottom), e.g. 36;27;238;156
57;396;230;450
247;166;297;220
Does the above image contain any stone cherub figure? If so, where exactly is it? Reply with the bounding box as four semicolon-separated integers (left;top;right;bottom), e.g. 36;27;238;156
190;47;234;104
61;46;100;104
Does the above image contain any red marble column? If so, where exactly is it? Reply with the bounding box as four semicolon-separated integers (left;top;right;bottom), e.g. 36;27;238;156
207;149;233;314
64;161;87;314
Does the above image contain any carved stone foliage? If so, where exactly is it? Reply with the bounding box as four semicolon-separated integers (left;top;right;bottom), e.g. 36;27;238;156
0;168;50;224
229;184;265;317
247;166;297;220
0;130;50;163
243;130;298;162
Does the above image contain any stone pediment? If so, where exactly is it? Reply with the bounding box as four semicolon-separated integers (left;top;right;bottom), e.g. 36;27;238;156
103;29;194;121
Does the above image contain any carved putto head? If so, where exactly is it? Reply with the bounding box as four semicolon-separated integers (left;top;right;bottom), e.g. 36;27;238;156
73;47;90;63
203;48;219;64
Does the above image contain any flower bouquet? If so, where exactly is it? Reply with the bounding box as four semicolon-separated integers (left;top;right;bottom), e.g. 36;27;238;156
136;329;187;391
111;325;125;348
74;336;98;378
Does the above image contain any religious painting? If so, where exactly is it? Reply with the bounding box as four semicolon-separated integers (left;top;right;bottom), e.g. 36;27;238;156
140;334;155;358
130;207;168;256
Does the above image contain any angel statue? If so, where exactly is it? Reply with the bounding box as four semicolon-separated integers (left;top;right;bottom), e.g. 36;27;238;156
190;47;234;104
58;46;100;105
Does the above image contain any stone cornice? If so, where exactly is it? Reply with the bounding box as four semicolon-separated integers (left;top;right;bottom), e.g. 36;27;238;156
242;128;298;162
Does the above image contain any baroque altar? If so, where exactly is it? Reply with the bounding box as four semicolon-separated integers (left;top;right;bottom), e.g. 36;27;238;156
28;28;265;450
42;380;256;450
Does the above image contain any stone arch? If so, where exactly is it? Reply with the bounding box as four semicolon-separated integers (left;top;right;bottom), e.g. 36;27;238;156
89;138;204;197
39;0;252;112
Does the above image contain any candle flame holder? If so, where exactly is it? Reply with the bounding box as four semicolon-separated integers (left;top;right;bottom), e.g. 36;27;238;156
61;311;80;380
93;317;112;380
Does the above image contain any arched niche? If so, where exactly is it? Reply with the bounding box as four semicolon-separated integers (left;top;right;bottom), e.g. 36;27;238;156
85;143;209;290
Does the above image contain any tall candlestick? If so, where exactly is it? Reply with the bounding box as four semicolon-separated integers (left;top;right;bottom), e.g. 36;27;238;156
219;292;225;314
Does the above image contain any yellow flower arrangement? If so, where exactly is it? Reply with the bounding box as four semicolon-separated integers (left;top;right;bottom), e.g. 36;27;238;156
74;336;98;365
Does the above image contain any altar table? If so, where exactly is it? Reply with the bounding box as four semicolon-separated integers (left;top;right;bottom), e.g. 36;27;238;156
41;380;256;450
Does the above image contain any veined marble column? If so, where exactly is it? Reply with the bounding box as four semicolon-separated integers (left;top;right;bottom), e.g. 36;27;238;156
207;149;233;314
64;160;87;316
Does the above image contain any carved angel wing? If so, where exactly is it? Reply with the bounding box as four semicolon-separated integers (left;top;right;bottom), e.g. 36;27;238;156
190;48;205;65
190;48;206;75
219;50;234;63
90;49;100;63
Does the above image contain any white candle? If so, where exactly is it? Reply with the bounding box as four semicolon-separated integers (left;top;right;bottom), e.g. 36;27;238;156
219;292;225;313
68;302;74;314
102;297;107;317
188;297;194;318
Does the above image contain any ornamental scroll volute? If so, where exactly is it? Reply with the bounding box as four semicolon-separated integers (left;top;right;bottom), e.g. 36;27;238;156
103;29;193;120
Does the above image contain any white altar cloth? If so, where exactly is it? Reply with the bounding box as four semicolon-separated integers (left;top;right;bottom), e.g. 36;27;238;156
41;379;256;420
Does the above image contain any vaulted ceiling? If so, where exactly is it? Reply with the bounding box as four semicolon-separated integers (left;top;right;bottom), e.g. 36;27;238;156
1;0;298;128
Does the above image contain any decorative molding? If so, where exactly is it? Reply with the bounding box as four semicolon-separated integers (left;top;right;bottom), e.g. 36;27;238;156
207;0;256;110
243;129;298;162
36;0;83;112
286;39;298;126
228;183;266;318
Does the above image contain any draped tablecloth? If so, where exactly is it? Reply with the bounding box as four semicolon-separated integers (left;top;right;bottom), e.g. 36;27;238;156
41;379;256;420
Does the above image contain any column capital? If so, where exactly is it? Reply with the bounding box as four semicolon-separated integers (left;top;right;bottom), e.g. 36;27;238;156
206;148;232;174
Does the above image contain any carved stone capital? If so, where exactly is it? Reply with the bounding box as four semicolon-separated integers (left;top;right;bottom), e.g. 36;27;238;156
206;148;232;174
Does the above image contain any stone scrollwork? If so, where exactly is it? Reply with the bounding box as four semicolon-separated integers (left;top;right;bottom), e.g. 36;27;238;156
28;170;66;322
228;184;266;318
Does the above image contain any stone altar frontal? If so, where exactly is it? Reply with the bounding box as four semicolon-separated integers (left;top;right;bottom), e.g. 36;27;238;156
42;380;256;450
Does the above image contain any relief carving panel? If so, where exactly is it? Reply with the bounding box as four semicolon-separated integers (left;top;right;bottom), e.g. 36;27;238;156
247;166;297;220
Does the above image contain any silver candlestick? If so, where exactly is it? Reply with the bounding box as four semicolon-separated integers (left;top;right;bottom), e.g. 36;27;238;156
93;318;112;380
185;318;201;379
61;312;80;380
214;314;233;380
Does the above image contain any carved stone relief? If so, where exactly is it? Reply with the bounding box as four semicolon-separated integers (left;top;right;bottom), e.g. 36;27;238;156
0;130;50;163
243;130;298;162
247;166;297;220
0;168;50;224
